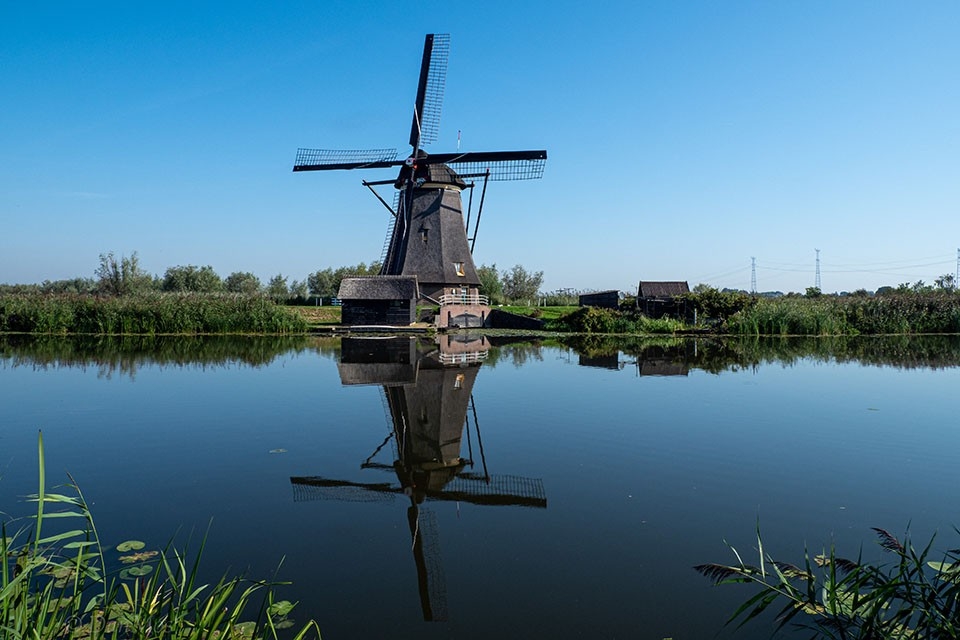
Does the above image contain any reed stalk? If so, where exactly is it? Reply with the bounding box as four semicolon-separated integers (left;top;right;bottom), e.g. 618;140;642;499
696;525;960;638
0;292;309;335
1;432;321;639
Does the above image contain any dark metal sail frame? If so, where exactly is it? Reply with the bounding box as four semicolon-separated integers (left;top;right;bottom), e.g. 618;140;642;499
289;389;547;507
409;33;449;149
293;149;547;179
293;33;546;174
294;32;547;271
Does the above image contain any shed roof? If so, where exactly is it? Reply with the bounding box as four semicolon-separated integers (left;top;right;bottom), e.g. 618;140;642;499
338;276;419;300
581;289;620;297
638;281;690;298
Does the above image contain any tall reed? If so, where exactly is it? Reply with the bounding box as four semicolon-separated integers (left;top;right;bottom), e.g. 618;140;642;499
696;525;960;638
1;432;321;639
726;293;960;336
0;292;309;335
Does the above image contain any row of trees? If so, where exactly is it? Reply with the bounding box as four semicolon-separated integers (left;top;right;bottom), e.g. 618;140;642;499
2;252;549;305
0;252;309;301
93;252;306;299
304;262;546;304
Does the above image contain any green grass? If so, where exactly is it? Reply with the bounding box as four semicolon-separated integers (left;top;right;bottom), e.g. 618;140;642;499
292;305;342;326
0;293;309;335
500;305;579;322
2;432;321;639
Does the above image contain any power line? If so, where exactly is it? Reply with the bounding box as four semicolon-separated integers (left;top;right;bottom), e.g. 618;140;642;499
758;260;954;274
689;265;750;282
763;253;955;269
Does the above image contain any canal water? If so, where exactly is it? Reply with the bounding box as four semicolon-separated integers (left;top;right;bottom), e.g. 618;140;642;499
3;334;960;639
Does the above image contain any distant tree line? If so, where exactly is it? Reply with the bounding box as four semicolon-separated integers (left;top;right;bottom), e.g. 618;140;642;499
1;251;552;306
0;252;369;303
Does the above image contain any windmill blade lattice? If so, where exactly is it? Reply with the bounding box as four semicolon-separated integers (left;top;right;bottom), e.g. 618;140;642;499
409;34;450;148
449;157;546;181
293;148;399;172
290;477;397;503
293;33;547;302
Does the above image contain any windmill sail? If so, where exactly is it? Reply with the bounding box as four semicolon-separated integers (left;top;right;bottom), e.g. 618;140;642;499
293;148;398;171
293;33;547;309
409;34;450;149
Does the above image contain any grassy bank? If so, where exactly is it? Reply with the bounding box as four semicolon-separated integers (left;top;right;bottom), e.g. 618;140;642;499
8;291;960;337
498;291;960;336
292;305;341;326
0;292;308;335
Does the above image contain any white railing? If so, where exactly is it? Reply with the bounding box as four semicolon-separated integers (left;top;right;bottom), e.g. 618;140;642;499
439;350;489;365
438;293;489;306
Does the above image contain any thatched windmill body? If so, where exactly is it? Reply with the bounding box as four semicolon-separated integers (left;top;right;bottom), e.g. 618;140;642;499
294;34;547;302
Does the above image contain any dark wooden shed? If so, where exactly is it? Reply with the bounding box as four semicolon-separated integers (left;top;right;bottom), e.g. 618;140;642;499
578;290;620;309
637;281;690;319
338;276;419;326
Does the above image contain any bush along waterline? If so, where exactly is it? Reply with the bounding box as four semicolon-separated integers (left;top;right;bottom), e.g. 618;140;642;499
1;431;321;640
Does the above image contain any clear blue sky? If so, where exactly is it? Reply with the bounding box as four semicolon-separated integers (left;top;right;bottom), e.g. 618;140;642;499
3;1;958;294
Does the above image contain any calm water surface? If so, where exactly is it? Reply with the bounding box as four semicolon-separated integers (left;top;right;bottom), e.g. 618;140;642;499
3;335;960;639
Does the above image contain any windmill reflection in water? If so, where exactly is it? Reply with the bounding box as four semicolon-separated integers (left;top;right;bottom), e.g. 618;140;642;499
290;336;547;622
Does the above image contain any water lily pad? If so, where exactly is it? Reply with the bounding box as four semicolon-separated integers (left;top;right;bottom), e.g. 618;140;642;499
267;600;295;617
269;448;287;454
119;565;154;579
116;540;145;552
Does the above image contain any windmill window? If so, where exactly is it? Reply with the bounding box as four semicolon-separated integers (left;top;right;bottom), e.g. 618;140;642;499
454;262;465;277
420;229;428;243
455;373;464;389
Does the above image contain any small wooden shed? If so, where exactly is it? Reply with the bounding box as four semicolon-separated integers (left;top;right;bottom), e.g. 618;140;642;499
578;290;620;309
338;276;419;326
637;281;690;319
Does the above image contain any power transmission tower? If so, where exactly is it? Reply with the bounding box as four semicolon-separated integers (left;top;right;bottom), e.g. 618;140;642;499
750;257;757;294
815;249;821;290
956;248;959;285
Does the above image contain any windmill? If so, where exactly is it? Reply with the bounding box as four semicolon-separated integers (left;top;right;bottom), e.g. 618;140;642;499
291;337;547;621
293;34;547;304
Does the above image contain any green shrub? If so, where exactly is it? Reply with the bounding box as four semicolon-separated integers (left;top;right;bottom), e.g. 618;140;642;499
552;307;620;333
549;307;684;334
638;316;684;334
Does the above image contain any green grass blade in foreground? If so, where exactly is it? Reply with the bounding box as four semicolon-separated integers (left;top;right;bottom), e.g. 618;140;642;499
1;432;322;639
